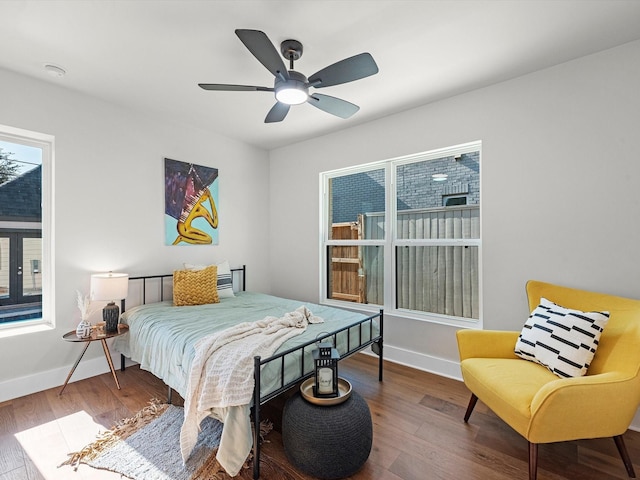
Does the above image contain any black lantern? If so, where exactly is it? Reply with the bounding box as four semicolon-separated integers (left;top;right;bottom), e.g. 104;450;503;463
313;342;340;398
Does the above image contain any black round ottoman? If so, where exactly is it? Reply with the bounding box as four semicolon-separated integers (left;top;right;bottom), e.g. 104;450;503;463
282;390;372;479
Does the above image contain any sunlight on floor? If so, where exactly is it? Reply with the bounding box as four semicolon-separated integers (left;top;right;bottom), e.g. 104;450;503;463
14;410;115;480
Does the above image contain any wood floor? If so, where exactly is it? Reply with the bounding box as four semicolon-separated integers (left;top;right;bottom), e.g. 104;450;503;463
1;354;639;480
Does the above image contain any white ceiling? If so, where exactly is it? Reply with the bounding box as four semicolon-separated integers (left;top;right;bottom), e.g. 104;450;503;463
1;1;640;150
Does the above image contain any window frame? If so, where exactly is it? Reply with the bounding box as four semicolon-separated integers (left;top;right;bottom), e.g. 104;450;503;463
320;141;482;329
0;125;54;337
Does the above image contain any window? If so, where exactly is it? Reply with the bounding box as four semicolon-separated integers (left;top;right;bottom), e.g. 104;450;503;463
444;196;467;207
0;125;53;334
326;167;385;304
321;142;481;327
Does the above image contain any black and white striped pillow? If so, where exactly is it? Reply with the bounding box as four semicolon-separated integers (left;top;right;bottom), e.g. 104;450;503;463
514;298;609;378
215;260;235;298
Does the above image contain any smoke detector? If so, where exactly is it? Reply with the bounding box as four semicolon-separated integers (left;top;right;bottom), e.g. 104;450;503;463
44;64;66;78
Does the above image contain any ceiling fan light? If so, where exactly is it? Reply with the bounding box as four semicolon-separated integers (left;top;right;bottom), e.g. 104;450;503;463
276;86;308;105
274;70;309;105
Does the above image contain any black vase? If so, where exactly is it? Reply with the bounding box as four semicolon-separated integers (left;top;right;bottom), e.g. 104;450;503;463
103;302;120;332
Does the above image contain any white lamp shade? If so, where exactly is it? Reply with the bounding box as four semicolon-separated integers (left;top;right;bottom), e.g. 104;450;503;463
90;272;129;301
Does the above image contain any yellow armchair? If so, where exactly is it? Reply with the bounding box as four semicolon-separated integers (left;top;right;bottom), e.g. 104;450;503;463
457;280;640;480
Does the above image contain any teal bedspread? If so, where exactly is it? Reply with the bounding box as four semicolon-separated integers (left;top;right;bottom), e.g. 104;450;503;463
112;291;378;398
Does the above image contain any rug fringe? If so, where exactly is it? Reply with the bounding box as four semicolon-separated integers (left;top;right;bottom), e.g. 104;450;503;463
58;398;169;471
259;418;273;442
60;399;275;478
190;418;273;480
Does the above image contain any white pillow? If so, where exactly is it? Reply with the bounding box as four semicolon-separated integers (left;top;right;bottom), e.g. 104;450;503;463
514;297;609;378
183;260;235;298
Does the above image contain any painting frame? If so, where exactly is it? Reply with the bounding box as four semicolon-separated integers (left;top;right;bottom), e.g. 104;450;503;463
164;158;219;246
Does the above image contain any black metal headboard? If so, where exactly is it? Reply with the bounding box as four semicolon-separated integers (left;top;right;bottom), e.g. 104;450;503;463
122;264;246;312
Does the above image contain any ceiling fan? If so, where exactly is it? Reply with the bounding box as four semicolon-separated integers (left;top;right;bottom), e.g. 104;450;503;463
198;29;379;123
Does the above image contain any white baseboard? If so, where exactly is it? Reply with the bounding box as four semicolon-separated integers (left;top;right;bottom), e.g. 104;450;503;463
630;411;640;433
0;352;135;403
360;343;463;382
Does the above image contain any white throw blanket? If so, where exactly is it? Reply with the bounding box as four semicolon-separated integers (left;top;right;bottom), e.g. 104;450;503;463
180;306;323;475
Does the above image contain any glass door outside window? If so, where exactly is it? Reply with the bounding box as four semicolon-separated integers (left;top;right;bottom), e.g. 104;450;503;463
0;231;42;306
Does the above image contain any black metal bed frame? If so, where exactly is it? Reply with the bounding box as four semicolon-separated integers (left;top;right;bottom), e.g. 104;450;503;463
118;265;384;480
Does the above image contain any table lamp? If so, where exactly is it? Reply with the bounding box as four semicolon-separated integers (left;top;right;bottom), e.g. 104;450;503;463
90;272;129;332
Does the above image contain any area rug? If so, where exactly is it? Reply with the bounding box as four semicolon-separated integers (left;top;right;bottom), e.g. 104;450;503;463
59;400;302;480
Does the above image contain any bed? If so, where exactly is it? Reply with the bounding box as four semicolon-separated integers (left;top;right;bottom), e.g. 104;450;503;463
112;265;383;479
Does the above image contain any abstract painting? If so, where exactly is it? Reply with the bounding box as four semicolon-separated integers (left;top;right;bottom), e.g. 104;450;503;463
164;158;219;245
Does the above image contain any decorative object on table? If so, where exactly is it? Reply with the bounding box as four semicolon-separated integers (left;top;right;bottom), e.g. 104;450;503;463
75;319;92;339
59;401;295;480
75;290;95;338
164;158;219;246
90;272;129;332
313;341;339;398
283;390;373;480
95;322;106;338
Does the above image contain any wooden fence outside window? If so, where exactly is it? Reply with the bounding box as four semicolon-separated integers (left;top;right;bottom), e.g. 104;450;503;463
330;205;479;319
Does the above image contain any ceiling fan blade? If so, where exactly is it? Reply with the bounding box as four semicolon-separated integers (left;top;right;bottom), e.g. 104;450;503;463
265;102;290;123
235;29;289;80
199;83;273;92
308;53;378;88
307;94;360;119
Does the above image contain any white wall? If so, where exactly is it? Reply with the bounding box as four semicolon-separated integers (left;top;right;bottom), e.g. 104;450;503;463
268;39;640;378
0;67;270;401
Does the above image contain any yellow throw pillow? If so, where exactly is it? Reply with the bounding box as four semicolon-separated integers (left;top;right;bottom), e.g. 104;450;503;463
173;265;219;306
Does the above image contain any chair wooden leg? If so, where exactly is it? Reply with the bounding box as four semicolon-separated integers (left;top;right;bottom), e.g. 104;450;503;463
529;442;538;480
463;393;478;423
614;435;636;478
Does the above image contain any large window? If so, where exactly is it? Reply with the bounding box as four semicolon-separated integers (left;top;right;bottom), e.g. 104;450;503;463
0;125;53;334
321;142;481;326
